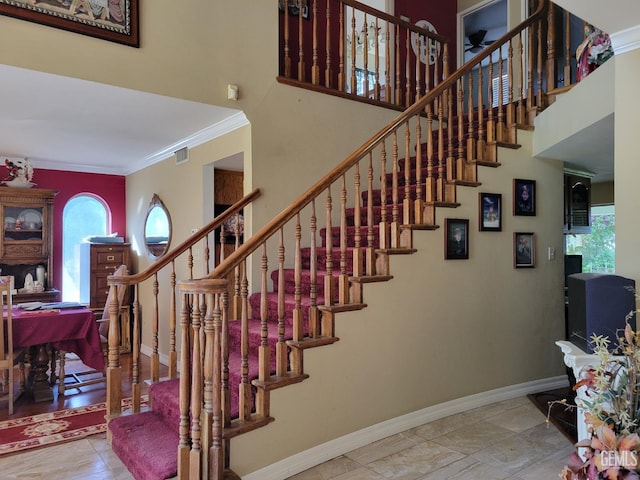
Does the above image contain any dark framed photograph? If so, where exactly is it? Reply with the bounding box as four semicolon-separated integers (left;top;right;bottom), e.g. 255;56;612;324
0;0;139;47
479;193;502;231
445;218;469;260
514;232;535;268
513;179;536;216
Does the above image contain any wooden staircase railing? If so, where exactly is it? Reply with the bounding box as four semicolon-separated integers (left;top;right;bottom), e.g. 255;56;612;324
104;1;608;478
104;189;260;418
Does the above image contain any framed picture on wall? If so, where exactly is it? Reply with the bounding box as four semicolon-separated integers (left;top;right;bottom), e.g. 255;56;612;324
514;232;535;268
445;218;469;260
479;193;502;231
513;179;536;216
0;0;139;47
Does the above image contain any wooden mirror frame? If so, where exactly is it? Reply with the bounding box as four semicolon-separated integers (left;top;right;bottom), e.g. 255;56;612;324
144;193;172;259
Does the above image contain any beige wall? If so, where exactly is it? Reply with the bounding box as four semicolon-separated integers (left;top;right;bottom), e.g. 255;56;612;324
1;0;569;475
613;49;640;284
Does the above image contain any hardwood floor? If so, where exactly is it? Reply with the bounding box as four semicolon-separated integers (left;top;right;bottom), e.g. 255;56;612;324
1;352;165;422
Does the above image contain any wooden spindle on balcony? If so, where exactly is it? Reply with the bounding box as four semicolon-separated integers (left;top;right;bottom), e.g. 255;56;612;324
414;32;422;101
298;2;305;81
325;1;332;88
308;203;319;335
384;25;391;102
169;261;178;378
362;13;370;96
350;9;357;95
404;29;411;106
466;74;476;162
545;3;556;94
373;18;381;100
476;66;486;161
487;56;495;145
446;85;454;184
338;3;344;91
395;26;401;105
283;1;291;78
456;78;465;181
436;95;445;202
312;0;319;85
564;12;571;88
424;102;435;207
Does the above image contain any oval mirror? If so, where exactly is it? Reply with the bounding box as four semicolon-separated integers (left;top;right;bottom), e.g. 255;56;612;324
144;193;172;258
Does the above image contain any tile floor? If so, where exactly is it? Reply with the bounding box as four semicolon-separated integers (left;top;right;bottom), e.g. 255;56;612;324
0;395;573;480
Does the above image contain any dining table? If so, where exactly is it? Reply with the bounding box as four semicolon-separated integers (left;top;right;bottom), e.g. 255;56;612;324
7;306;104;403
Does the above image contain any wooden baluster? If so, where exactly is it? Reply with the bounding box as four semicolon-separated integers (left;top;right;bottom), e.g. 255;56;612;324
284;0;291;78
177;289;191;479
436;93;445;202
220;273;230;428
239;251;252;421
404;28;411;106
365;153;376;275
496;51;505;142
467;74;476;162
338;3;344;91
363;14;370;98
536;18;544;113
131;284;141;412
425;101;435;208
380;135;391;250
506;38;516;143
352;164;363;277
517;31;525;125
373;17;381;100
395;25;401;105
526;22;535;124
258;243;271;385
293;215;304;340
189;295;203;479
350;8;357;94
209;293;223;480
414;115;424;224
338;175;349;303
400;124;410;235
276;229;287;374
169;261;178;379
151;271;160;382
311;0;319;85
424;33;431;97
456;78;464;181
309;201;319;334
415;31;422;101
545;2;556;94
477;65;486;161
384;23;391;102
446;84;454;185
324;188;334;305
487;55;495;144
325;0;332;88
564;11;571;88
298;0;305;81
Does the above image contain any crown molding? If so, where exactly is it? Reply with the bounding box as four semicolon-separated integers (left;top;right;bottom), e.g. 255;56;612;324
611;24;640;55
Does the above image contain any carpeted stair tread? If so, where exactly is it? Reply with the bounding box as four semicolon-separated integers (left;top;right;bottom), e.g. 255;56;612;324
110;410;179;480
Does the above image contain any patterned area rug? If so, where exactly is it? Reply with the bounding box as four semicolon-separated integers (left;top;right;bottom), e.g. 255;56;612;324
0;396;148;456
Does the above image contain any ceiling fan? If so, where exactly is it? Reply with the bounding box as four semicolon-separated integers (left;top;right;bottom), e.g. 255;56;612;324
464;29;495;53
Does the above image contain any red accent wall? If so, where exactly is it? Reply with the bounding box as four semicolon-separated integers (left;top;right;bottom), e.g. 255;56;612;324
28;169;126;293
394;0;459;70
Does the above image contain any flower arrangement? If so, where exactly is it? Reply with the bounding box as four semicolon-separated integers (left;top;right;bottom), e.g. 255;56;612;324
560;306;640;480
4;158;34;184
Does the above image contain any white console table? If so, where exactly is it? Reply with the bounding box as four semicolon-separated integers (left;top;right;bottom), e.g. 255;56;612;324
556;340;595;451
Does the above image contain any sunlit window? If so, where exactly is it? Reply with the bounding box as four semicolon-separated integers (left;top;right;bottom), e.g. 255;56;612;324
62;195;109;302
565;205;615;273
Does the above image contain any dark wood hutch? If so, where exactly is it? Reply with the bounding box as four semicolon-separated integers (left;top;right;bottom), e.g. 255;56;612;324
0;187;59;303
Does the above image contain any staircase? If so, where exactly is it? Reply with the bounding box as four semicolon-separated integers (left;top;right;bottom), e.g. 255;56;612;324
103;1;588;478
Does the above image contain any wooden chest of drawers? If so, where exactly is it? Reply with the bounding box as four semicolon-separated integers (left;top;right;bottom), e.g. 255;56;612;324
79;243;131;309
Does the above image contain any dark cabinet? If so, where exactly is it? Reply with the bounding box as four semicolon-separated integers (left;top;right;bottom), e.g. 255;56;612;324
564;174;591;234
79;243;131;309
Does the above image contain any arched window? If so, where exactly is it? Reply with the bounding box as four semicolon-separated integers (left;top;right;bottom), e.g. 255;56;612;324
62;195;110;302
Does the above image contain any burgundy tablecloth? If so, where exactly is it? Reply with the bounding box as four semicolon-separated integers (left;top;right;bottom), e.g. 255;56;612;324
10;308;105;371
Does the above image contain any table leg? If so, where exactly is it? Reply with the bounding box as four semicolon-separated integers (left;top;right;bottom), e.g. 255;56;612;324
28;345;53;403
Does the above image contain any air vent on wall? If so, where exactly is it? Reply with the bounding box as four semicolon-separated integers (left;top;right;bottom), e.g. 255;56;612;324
175;147;189;165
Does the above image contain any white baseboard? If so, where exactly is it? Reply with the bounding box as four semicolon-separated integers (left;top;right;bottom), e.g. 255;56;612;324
241;375;569;480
